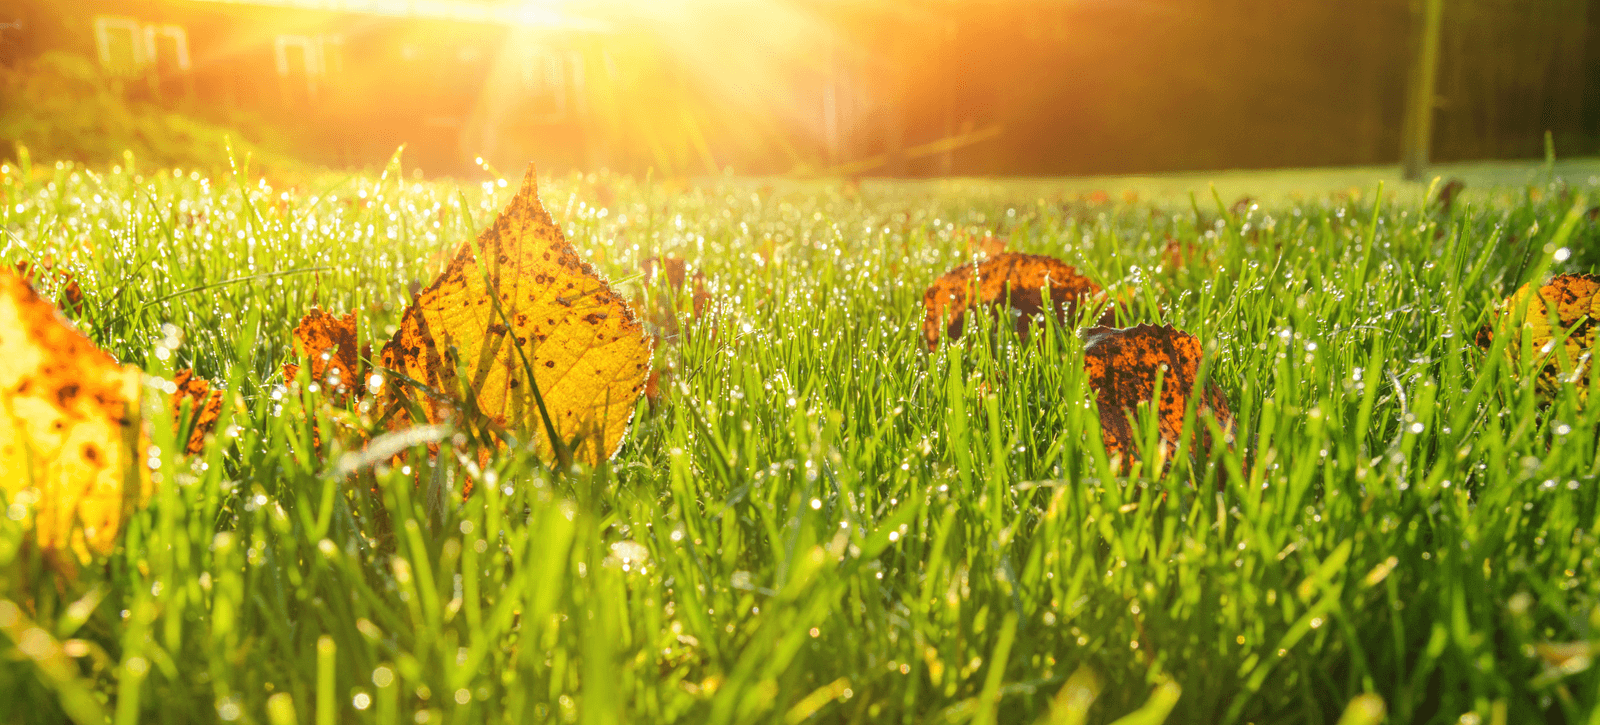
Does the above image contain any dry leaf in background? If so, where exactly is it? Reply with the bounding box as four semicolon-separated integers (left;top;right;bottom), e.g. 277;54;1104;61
283;308;368;402
1161;234;1213;273
379;165;652;466
922;252;1103;349
0;269;145;564
1435;179;1466;212
955;229;1008;259
171;368;224;456
1476;274;1598;400
14;258;84;318
641;255;688;290
1083;324;1234;471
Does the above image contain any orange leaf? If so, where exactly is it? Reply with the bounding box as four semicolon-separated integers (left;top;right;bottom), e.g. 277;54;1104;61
285;308;367;402
1083;324;1234;472
922;253;1102;349
0;269;147;564
1477;273;1599;400
172;368;224;456
379;165;653;466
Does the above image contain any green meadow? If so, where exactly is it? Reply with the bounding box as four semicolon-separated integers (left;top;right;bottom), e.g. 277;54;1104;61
3;151;1600;725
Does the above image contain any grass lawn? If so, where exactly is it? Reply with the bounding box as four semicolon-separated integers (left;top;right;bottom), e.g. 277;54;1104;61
2;152;1600;725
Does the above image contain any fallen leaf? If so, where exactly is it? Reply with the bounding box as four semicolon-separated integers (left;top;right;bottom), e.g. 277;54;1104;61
955;229;1007;259
642;344;678;410
641;255;688;290
922;253;1103;349
1161;234;1209;273
1477;274;1598;399
691;271;714;320
1435;178;1466;212
1535;642;1593;671
0;269;146;564
1083;324;1234;471
172;368;224;456
379;165;653;466
14;258;85;318
284;308;367;402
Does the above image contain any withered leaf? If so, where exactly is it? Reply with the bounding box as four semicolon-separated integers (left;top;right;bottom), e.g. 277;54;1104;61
172;368;224;456
1083;324;1234;471
1435;178;1466;212
956;229;1007;259
15;258;85;318
0;269;146;563
284;308;368;402
922;253;1103;349
1477;274;1598;399
379;165;653;466
640;255;688;290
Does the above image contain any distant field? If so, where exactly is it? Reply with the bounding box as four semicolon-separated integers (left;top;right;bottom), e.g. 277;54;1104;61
839;157;1600;205
2;153;1599;725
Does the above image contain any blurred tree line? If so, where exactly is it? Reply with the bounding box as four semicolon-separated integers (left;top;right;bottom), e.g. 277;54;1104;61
786;0;1600;175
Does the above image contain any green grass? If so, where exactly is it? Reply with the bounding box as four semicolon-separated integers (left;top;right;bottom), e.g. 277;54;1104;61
2;151;1600;725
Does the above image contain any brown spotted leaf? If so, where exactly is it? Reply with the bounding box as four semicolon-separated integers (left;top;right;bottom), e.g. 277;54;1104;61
1083;324;1234;471
1477;274;1599;400
379;165;653;466
922;253;1102;349
284;308;367;402
172;368;224;456
0;269;146;563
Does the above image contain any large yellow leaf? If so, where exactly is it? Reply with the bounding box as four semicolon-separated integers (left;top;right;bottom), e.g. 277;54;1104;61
379;165;652;466
0;269;145;563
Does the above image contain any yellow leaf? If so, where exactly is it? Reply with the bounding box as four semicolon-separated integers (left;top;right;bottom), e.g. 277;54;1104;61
0;269;146;565
379;165;652;466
